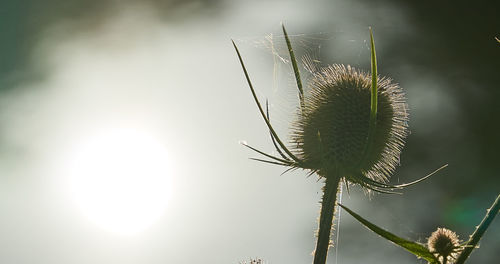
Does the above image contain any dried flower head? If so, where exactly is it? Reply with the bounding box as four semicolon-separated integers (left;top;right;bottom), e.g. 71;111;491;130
239;259;264;264
428;227;462;263
233;27;422;193
233;25;446;264
292;64;408;184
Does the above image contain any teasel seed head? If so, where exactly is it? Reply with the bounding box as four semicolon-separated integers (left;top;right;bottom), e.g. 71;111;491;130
234;25;445;194
291;64;408;183
428;227;462;263
239;259;264;264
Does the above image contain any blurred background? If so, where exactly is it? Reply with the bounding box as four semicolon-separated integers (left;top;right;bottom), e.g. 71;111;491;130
0;0;499;263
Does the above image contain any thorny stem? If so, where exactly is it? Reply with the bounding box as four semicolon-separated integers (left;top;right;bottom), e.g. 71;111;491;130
314;175;341;264
455;194;500;264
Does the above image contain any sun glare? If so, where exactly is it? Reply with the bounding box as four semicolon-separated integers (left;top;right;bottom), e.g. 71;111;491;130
66;127;172;235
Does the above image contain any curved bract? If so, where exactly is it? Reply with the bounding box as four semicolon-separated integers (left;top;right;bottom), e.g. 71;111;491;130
233;25;446;264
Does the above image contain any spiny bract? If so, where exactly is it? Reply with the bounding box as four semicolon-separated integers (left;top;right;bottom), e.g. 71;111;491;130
292;64;408;183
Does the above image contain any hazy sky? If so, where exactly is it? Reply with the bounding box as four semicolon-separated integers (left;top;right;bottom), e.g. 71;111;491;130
0;0;498;263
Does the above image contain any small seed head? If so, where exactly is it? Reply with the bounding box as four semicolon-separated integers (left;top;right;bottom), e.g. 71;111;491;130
292;64;408;183
428;227;461;262
240;259;263;264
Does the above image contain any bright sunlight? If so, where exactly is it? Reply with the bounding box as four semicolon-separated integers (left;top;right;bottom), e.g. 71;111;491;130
66;127;172;235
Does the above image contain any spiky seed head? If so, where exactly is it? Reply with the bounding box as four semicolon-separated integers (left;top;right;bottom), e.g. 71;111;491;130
292;64;408;182
427;227;461;261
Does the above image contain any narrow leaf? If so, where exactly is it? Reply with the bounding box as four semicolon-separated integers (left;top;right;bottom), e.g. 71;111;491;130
369;27;378;120
241;142;293;165
339;204;439;263
232;40;302;163
249;158;290;167
266;100;290;161
357;27;378;168
391;164;448;188
281;23;304;110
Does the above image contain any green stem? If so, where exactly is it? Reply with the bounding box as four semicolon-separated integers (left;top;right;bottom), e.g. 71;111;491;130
313;175;341;264
455;194;500;264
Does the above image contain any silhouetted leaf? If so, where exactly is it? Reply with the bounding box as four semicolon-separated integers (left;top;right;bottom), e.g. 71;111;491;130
339;204;439;263
282;23;304;110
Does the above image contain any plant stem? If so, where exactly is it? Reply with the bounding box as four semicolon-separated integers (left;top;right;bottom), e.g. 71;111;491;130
455;194;500;264
313;174;341;264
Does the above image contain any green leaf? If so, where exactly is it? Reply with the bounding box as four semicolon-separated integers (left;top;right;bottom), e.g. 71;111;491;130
281;23;304;110
232;40;301;163
369;27;378;120
357;28;379;170
339;204;439;263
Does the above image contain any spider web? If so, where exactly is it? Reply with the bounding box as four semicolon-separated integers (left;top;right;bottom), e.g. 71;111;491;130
234;30;373;151
235;29;372;124
234;28;439;264
236;29;371;89
234;30;374;264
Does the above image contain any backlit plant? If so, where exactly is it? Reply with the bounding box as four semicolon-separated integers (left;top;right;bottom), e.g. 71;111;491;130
427;227;462;263
233;25;445;264
339;194;499;264
233;25;499;264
